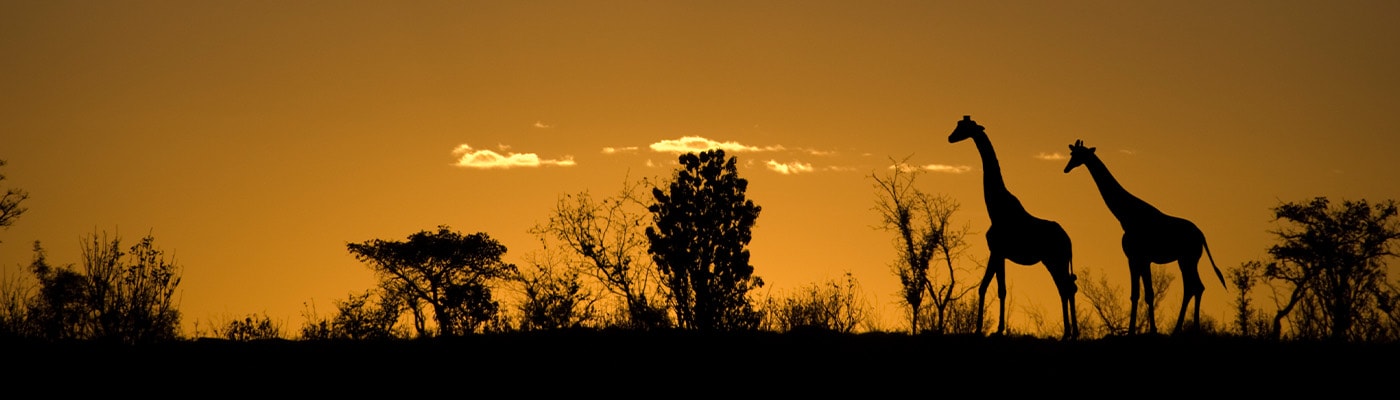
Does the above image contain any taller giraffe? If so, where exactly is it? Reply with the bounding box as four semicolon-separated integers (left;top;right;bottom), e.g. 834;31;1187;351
1063;139;1226;335
949;116;1078;339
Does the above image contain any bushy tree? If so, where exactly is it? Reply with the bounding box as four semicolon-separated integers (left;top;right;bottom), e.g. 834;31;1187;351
20;231;182;344
646;149;763;331
347;226;517;337
24;242;87;340
1264;197;1400;341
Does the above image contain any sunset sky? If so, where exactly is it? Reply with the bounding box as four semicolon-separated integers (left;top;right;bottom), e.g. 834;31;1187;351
3;1;1398;336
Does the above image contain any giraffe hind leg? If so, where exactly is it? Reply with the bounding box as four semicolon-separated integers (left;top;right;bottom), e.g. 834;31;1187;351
976;257;1004;335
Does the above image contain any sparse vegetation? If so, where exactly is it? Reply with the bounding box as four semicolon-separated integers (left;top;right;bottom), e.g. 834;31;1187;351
764;272;870;333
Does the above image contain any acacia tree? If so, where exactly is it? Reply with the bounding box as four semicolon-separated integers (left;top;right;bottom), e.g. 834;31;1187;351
646;149;763;331
872;159;970;334
1265;197;1400;341
531;177;671;330
347;226;517;337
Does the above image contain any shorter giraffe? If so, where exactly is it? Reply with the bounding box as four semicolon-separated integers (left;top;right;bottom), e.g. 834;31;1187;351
1064;140;1225;334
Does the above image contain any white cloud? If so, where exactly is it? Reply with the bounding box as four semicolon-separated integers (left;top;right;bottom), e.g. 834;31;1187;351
1119;149;1137;155
452;144;575;169
649;136;784;154
801;147;837;156
1035;152;1066;161
891;163;972;174
533;121;553;129
766;160;814;175
601;146;639;154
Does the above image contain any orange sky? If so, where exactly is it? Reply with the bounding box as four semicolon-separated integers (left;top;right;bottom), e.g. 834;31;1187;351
3;1;1398;336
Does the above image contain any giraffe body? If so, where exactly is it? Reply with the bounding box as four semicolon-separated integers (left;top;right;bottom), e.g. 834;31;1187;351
950;116;1078;339
1064;139;1225;335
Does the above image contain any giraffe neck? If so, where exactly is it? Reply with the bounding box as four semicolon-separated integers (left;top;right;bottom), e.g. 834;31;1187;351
971;132;1027;222
1082;153;1161;228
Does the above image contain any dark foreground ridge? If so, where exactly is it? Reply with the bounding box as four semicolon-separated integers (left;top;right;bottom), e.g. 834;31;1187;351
4;330;1394;395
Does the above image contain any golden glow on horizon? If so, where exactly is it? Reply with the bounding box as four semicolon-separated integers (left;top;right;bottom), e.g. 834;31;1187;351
1;1;1397;337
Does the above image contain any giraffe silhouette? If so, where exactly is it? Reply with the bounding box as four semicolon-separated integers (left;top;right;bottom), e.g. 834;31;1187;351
1063;139;1226;335
949;116;1078;339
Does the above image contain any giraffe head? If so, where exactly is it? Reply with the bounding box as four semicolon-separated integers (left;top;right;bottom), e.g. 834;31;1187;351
1063;139;1096;173
947;115;984;143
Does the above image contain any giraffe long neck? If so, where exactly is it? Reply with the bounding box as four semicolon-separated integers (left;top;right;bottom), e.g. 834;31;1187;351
972;132;1026;222
1082;153;1160;228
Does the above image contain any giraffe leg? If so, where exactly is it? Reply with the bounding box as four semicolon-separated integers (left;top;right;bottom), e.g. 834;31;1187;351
1128;261;1144;335
1175;294;1192;335
1141;262;1158;334
985;255;1008;334
976;256;1001;335
1175;257;1205;335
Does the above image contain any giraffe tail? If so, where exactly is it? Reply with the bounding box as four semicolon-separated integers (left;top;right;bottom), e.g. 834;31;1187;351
1203;238;1226;290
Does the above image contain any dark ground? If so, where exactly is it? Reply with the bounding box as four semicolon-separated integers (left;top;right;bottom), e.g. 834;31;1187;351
4;330;1394;396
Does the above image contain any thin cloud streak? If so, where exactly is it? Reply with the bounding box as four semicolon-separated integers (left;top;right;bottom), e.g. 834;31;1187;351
1035;152;1066;161
766;160;814;175
601;146;639;154
890;163;972;174
922;164;972;173
452;144;576;169
649;136;784;154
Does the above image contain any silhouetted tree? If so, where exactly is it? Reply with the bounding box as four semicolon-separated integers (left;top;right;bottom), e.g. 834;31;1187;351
646;149;763;331
1264;197;1400;341
1228;261;1271;338
873;159;972;334
1078;267;1128;337
0;159;28;239
531;177;671;330
25;241;87;340
764;272;870;333
347;226;517;337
